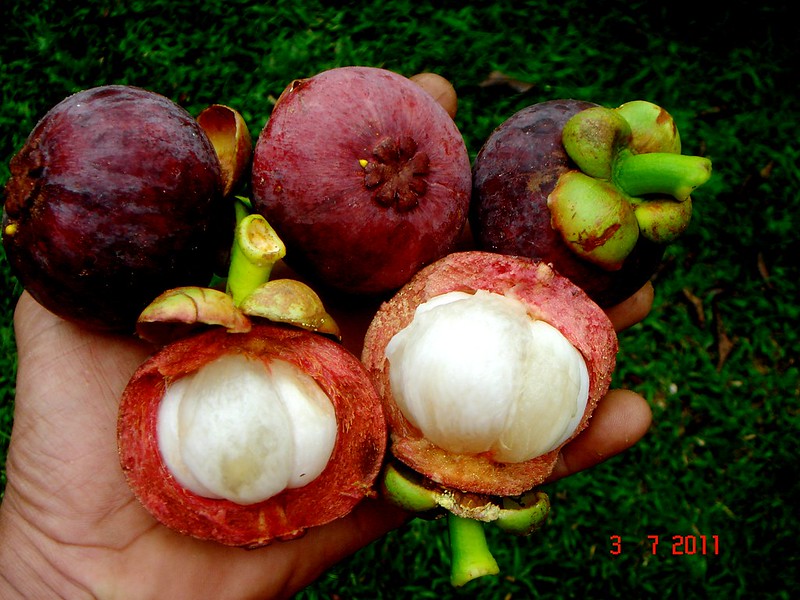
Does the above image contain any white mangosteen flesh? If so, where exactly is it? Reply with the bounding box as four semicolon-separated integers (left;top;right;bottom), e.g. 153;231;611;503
157;353;337;505
385;290;589;463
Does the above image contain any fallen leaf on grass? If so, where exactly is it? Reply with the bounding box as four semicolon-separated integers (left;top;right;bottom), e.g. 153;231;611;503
714;304;735;371
479;70;536;93
757;252;774;288
682;287;706;326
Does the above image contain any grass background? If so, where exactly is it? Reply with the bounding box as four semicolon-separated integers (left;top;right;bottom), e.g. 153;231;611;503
1;0;798;598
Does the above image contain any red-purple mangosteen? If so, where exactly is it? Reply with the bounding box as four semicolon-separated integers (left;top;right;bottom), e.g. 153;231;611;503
471;99;712;307
1;85;225;332
250;66;472;297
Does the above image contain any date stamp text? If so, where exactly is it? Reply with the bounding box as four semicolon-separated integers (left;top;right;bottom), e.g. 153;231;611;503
610;535;720;556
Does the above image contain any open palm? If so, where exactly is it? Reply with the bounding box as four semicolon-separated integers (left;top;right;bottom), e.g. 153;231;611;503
0;285;652;599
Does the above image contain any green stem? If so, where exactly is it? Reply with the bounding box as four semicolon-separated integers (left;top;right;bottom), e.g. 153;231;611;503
226;213;286;306
233;195;252;226
613;150;712;201
448;514;500;587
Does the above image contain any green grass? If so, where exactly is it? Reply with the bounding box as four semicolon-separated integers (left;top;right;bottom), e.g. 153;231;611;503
2;0;798;597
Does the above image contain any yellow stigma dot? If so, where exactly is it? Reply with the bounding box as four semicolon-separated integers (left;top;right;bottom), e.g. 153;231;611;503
358;159;369;168
4;223;17;236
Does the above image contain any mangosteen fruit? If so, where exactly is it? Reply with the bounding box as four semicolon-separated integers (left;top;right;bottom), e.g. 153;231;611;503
362;251;618;585
1;85;225;332
251;66;471;297
118;322;386;548
471;99;712;307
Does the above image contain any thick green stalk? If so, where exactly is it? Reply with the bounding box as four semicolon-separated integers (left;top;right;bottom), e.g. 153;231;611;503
613;150;712;201
448;514;500;587
226;208;286;306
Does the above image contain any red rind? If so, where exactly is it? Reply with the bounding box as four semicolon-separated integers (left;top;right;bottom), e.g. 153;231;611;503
118;323;386;548
362;251;618;496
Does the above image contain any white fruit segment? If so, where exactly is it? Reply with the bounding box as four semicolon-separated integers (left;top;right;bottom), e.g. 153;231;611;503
385;290;589;463
157;353;337;505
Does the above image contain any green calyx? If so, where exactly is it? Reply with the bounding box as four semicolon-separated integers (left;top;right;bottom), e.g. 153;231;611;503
381;462;550;587
549;101;712;270
380;461;441;512
224;196;340;336
135;196;340;342
497;492;551;535
616;100;682;155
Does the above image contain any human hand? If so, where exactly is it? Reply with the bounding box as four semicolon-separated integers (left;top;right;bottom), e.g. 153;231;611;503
0;292;408;599
0;282;652;599
547;281;654;482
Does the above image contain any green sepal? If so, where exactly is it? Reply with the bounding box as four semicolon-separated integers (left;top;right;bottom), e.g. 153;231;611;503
547;171;639;271
496;491;550;535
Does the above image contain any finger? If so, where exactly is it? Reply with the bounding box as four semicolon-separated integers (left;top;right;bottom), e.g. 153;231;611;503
276;498;410;598
605;281;654;332
546;389;652;483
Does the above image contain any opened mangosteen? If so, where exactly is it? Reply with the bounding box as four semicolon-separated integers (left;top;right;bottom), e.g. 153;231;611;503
471;99;712;307
362;251;618;585
250;66;471;296
117;194;384;547
118;322;386;547
2;85;229;332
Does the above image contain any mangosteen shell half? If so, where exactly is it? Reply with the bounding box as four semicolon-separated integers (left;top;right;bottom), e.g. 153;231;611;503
362;251;618;497
118;322;386;548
